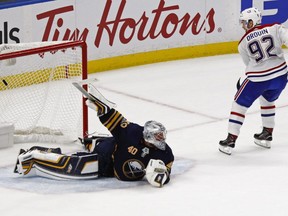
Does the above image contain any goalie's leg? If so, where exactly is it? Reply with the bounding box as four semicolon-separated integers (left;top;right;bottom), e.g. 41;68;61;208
14;149;26;173
14;146;62;174
14;147;99;180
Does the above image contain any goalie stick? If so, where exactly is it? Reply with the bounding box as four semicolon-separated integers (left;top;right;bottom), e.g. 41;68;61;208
72;82;116;108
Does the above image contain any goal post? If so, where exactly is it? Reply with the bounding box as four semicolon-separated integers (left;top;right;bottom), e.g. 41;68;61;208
0;40;88;144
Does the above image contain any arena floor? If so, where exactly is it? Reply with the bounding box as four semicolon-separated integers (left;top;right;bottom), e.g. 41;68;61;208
1;50;288;216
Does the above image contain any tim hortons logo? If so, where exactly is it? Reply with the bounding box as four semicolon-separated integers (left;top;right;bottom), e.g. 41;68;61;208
36;0;216;47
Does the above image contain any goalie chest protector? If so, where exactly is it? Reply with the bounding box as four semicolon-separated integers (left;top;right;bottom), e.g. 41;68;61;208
0;123;14;149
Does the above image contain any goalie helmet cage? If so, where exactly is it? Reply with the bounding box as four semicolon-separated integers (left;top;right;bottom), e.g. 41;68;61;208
0;40;88;144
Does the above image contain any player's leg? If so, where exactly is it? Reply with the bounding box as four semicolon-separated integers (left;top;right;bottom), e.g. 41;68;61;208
14;146;62;173
80;136;116;177
254;96;274;148
254;75;287;148
15;146;99;180
219;101;247;155
219;79;260;155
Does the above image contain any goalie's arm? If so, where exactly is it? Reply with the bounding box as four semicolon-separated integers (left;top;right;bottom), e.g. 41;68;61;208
82;84;137;140
98;108;132;140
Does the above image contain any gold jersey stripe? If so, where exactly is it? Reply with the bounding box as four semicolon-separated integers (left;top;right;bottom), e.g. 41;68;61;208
109;115;123;132
103;110;118;126
95;100;105;113
104;110;123;131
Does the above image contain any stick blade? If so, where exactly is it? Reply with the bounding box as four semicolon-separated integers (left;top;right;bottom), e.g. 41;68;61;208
72;82;116;108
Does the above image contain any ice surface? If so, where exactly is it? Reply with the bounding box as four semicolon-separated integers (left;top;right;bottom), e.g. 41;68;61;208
1;50;288;216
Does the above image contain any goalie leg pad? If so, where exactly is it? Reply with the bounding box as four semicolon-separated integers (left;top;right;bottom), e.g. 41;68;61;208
15;147;99;180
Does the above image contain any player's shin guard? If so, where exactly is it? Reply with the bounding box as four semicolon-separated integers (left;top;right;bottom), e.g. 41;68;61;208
219;134;238;155
254;127;273;149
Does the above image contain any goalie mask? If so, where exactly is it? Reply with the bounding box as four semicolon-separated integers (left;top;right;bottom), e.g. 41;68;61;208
143;121;167;150
239;7;262;31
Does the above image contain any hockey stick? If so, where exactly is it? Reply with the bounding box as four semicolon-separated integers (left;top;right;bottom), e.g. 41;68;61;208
76;78;98;85
72;82;116;108
72;82;96;102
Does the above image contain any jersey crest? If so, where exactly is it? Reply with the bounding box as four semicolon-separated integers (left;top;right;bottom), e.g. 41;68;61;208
122;159;145;179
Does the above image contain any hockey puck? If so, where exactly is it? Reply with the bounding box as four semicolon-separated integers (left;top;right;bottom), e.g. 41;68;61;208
2;79;8;86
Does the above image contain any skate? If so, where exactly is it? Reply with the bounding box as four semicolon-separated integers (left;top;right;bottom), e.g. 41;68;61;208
219;134;237;155
254;127;272;149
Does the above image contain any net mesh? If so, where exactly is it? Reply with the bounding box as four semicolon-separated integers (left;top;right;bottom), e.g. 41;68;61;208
0;41;85;143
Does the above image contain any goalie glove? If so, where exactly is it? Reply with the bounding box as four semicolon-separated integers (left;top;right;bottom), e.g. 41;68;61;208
85;84;117;116
145;159;168;188
85;97;110;116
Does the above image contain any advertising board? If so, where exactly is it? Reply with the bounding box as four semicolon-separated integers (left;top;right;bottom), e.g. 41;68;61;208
0;0;287;72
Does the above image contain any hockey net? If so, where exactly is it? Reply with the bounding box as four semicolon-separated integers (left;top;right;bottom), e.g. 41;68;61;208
0;41;88;144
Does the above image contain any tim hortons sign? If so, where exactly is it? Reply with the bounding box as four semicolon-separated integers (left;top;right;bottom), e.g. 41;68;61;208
36;0;216;47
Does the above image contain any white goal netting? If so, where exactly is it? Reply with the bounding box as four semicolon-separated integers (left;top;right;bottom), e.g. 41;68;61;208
0;41;88;144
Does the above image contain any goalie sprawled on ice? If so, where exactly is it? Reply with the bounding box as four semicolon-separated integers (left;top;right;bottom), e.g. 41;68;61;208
14;84;174;188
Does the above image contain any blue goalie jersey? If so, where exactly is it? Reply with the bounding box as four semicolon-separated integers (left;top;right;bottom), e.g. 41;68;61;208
98;109;174;182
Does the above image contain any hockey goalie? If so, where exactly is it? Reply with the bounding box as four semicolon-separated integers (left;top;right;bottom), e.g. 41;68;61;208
14;84;174;188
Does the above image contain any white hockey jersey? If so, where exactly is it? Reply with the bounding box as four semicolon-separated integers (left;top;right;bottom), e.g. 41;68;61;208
238;23;288;82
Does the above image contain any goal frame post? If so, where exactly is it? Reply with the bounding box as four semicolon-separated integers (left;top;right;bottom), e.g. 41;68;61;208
0;40;89;139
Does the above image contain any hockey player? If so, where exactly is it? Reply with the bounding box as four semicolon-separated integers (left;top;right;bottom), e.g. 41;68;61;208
14;84;174;188
219;7;288;155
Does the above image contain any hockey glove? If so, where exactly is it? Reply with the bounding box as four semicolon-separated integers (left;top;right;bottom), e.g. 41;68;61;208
236;77;245;90
85;96;110;116
145;159;168;188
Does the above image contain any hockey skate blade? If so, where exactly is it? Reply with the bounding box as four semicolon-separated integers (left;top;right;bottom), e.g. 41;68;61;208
254;139;271;149
219;145;232;155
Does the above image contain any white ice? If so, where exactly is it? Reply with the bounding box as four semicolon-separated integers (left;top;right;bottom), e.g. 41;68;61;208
1;50;288;216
